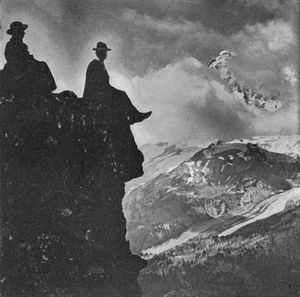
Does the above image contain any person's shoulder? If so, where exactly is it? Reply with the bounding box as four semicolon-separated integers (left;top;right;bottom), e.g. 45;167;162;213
87;59;103;70
5;38;13;48
5;38;27;48
89;59;102;66
4;39;15;55
6;37;21;44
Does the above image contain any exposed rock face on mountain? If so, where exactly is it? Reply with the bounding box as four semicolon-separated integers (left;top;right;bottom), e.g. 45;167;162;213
208;50;282;111
0;90;147;296
125;137;300;255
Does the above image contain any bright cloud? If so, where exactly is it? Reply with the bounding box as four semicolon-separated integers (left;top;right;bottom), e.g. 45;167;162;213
0;0;298;145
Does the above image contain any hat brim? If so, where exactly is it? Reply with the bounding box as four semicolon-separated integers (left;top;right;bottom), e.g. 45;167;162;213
93;48;112;51
7;24;28;35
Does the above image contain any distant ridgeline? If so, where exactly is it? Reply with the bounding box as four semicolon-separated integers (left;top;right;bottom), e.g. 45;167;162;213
0;89;146;296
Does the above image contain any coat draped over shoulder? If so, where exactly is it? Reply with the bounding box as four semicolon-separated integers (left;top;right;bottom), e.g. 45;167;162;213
83;59;109;99
82;59;144;181
1;36;56;99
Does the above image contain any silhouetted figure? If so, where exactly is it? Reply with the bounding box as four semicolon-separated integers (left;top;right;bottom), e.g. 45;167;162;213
83;42;110;98
0;21;56;102
83;41;152;124
4;22;31;72
83;42;151;182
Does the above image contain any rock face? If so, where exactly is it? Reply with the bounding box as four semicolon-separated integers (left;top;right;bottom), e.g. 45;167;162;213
0;90;147;296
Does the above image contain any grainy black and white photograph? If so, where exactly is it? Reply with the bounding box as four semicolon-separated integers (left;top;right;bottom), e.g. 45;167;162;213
0;0;299;296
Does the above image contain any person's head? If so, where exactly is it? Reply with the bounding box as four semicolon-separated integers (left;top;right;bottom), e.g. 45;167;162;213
93;42;111;62
7;21;28;39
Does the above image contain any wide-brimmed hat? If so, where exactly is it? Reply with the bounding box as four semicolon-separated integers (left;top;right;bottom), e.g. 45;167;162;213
93;42;111;51
7;21;28;35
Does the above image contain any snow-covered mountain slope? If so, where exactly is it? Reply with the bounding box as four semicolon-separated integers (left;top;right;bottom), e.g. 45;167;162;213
125;141;204;191
208;50;282;111
126;135;300;196
135;136;300;296
124;141;203;203
126;135;300;255
142;187;300;257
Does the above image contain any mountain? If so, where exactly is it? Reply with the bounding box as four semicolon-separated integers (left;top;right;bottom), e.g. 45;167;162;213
123;140;203;254
125;136;300;255
125;140;204;195
208;50;282;111
127;135;300;297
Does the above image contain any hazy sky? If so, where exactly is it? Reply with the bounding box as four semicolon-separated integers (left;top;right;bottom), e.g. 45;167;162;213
0;0;298;144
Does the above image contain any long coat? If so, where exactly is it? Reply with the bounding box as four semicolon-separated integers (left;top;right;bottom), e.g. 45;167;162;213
1;37;56;99
83;59;144;182
83;59;146;125
83;59;109;99
4;37;30;69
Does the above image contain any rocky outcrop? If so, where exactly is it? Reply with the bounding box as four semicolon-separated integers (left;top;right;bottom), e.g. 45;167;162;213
0;90;147;296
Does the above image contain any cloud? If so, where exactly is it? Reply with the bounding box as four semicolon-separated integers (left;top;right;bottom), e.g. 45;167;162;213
116;8;231;74
111;57;298;145
119;9;194;35
113;13;298;143
232;20;296;54
137;0;276;34
0;0;298;145
226;20;298;106
31;0;62;19
234;0;298;17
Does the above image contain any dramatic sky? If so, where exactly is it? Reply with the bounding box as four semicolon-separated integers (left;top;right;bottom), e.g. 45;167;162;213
0;0;299;144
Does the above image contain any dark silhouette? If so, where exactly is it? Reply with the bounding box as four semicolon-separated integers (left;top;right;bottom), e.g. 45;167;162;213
0;21;56;103
83;41;153;182
83;41;152;125
0;24;148;296
4;22;31;71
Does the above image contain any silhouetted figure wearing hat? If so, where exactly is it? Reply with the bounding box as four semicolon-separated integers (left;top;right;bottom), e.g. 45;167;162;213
83;41;152;124
83;41;151;182
4;22;31;71
0;21;56;101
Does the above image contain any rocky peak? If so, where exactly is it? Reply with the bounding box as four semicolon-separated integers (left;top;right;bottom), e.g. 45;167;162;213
208;50;282;111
